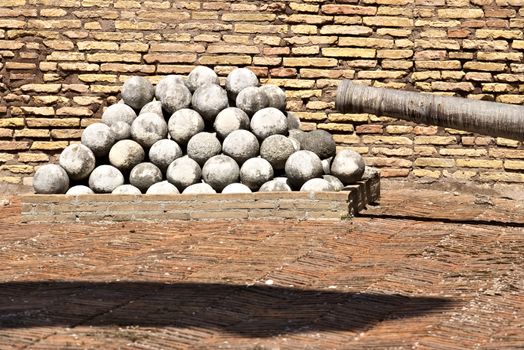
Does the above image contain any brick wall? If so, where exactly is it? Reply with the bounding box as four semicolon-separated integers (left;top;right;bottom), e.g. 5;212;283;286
1;0;523;188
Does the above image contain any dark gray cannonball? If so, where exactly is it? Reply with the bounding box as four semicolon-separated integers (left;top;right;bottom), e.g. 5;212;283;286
260;85;286;111
130;162;163;192
88;165;124;193
202;155;240;192
166;156;202;191
300;130;337;159
66;185;94;195
186;132;222;166
322;157;333;175
235;86;269;116
222;183;252;194
149;139;182;172
222;130;259;165
226;68;259;100
110;121;132;141
187;66;219;92
300;178;335;192
122;76;155;110
59;144;96;181
259;177;292;192
109;139;145;172
250;107;288;140
213;107;250;140
289;129;306;145
191;84;229;122
131;112;168;148
260;135;295;171
287;112;302;130
101;103;137;126
182;183;216;194
159;83;192;115
240;158;274;191
331;150;366;185
33;164;69;194
155;75;186;101
167;108;205;146
139;100;163;118
146;181;179;195
81;122;116;157
323;175;344;191
285;150;323;188
112;184;142;195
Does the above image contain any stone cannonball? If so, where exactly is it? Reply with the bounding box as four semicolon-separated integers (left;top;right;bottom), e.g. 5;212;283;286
240;157;274;191
109;139;145;172
167;108;205;146
284;150;323;188
131;112;168;149
191;84;229;122
81;122;116;157
149;139;183;172
322;157;333;175
186;66;219;92
33;164;70;194
186;132;222;166
59;144;96;181
323;175;344;192
259;177;292;192
222;130;259;165
213;107;250;140
250;107;288;140
289;129;306;145
260;135;295;171
202;155;240;192
159;83;192;115
260;85;286;111
110;121;132;141
300;178;335;192
287;111;302;130
129;162;163;193
289;137;300;152
121;76;155;110
88;165;125;193
331;150;366;185
226;68;259;100
182;183;216;194
235;86;269;116
222;183;252;194
146;181;180;195
66;185;94;195
166;156;202;191
155;75;186;101
139;100;163;118
299;130;337;160
112;184;142;195
101;103;137;126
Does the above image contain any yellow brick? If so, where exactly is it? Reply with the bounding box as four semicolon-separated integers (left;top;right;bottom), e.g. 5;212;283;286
437;8;483;18
504;160;524;170
222;13;276;22
385;125;413;134
115;20;165;30
284;57;337;67
198;55;251;65
319;25;373;35
496;137;520;147
0;176;21;184
18;153;50;162
443;170;477;180
413;169;441;178
333;134;361;144
439;149;487;157
456;159;503;168
291;25;318;35
479;172;524;183
295;112;327;121
415;136;457;145
31;141;68;150
1;165;33;174
414;157;455;167
362;136;413;145
0;118;25;127
357;70;407;79
476;29;523;39
14;129;50;138
339;37;394;48
317;123;355;132
322;48;376;58
377;49;413;58
329;113;369;123
77;41;119;51
234;24;287;34
363;16;413;27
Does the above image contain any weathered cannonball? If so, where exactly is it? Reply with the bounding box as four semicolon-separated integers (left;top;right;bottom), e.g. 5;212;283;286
287;112;302;130
109;139;145;172
131;112;168;148
250;107;288;140
226;68;259;100
191;84;229;122
59;144;96;181
155;75;186;101
235;86;269;116
285;150;323;188
146;181;180;195
260;85;286;111
187;66;219;92
300;178;335;192
122;76;155;110
66;185;94;195
323;175;344;192
300;130;337;159
167;108;205;146
149;139;182;172
112;184;142;195
186;132;222;166
240;158;274;191
289;129;306;145
331;150;366;185
129;162;163;192
182;183;216;194
259;178;292;192
166;156;202;191
222;183;252;194
202;155;240;192
322;157;333;175
101;103;137;126
139;100;163;118
81;122;116;157
362;166;379;180
110;121;132;141
222;130;259;164
88;165;125;193
159;83;192;115
260;135;295;171
213;107;250;140
33;164;69;194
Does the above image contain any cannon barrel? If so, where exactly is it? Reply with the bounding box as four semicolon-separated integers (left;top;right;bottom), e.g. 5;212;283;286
336;80;524;141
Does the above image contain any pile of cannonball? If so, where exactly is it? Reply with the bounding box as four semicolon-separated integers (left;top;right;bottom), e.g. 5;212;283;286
33;66;366;195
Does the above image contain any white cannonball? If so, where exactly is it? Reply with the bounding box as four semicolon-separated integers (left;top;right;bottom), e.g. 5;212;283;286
186;132;222;166
168;108;205;146
187;66;219;92
240;157;274;191
260;85;286;111
191;84;229;122
182;183;216;194
285;150;323;188
130;162;163;193
81;122;116;157
89;165;125;193
250;107;288;140
131;112;168;148
331;150;366;185
155;75;186;101
59;144;96;181
202;155;240;192
222;130;259;164
149;139;182;172
121;76;155;110
146;181;180;195
226;68;259;100
166;156;202;191
235;86;269;116
159;83;192;115
102;103;137;126
213;107;250;140
259;177;292;192
300;178;335;192
260;135;295;171
323;175;344;191
110;121;132;141
109;139;145;172
112;184;142;195
66;185;94;195
222;183;252;194
33;164;70;194
139;100;163;117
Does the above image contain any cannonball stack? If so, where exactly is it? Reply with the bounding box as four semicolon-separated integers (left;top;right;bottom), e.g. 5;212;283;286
33;66;368;195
